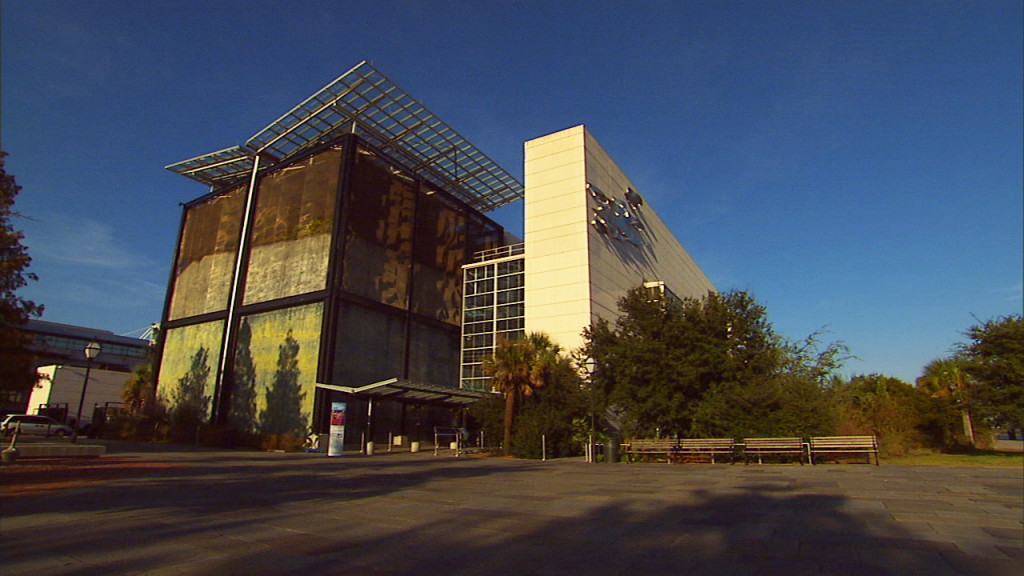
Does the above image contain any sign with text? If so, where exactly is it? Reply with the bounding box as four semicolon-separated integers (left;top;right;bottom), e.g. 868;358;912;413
328;402;347;457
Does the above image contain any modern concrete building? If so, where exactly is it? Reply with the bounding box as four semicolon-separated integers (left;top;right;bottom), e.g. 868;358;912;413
522;125;713;352
4;320;152;425
458;125;714;391
30;365;130;428
157;61;712;448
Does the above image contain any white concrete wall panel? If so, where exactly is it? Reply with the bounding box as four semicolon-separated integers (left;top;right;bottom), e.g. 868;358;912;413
583;128;714;326
524;126;592;351
29;365;129;426
524;125;714;355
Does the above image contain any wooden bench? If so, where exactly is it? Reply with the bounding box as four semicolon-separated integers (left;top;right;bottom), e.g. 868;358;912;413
743;437;806;464
810;436;879;465
676;438;736;464
626;439;678;463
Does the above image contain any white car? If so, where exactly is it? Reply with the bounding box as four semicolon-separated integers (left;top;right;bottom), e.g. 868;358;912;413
1;414;75;437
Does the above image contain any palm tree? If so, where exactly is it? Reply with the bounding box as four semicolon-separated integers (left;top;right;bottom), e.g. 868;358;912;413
919;357;975;446
483;332;561;456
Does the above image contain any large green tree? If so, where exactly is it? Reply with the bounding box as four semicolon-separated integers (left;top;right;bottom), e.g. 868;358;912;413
0;151;44;408
482;332;563;456
581;288;844;439
508;349;585;458
960;315;1024;432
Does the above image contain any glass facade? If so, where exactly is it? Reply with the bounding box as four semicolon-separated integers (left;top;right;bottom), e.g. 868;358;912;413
168;186;245;320
331;301;407;387
408;320;460;385
412;186;466;323
460;254;525;390
231;303;323;436
243;146;341;305
342;147;415;309
156;321;225;419
160;135;504;435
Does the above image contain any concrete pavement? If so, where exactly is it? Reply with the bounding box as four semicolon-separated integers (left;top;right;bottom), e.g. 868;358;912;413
1;446;1021;575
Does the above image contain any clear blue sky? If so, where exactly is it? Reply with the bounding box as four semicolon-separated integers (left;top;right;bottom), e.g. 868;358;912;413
3;1;1021;384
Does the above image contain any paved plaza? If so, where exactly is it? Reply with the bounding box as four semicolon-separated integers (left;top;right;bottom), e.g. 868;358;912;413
2;444;1021;576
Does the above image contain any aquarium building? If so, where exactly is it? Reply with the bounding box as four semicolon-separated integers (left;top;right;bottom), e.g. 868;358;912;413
157;61;712;447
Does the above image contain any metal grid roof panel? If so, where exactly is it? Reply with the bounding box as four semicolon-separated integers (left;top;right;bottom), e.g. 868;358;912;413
167;61;522;212
165;146;254;187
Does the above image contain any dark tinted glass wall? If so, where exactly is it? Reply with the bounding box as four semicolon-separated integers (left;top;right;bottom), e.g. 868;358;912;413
329;142;503;388
341;147;414;309
412;186;466;323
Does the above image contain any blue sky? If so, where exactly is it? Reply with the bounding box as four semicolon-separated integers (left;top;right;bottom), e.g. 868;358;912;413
3;1;1021;384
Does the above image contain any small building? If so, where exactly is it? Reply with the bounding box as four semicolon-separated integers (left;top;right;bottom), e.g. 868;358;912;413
10;320;152;426
30;365;130;429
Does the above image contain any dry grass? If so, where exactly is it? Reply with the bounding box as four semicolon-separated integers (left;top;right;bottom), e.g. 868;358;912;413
881;449;1024;467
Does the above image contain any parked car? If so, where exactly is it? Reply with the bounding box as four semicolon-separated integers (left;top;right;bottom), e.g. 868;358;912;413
1;414;75;437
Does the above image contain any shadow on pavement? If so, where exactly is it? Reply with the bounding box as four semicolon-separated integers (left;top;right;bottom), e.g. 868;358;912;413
1;449;1020;576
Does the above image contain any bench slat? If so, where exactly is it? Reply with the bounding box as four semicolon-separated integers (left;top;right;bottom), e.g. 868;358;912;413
627;439;677;464
676;438;735;464
743;437;806;464
627;438;737;464
809;436;879;465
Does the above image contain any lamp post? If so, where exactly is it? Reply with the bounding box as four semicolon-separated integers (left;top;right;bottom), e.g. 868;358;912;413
584;357;596;463
75;341;102;435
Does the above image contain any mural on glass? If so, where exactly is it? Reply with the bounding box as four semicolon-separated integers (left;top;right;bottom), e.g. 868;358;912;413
230;318;258;433
243;146;341;305
233;303;323;437
168;187;245;320
156;321;224;422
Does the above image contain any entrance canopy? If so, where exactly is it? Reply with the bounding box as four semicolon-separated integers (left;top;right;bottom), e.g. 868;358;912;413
317;378;493;408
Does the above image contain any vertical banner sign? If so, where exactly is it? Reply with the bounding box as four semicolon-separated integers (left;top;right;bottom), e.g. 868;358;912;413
328;402;347;457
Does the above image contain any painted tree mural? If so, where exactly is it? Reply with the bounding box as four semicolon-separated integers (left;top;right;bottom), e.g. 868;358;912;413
258;330;307;437
171;346;211;440
231;319;258;432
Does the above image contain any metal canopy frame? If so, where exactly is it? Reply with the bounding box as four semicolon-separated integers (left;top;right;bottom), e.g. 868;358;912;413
166;61;523;212
316;378;493;408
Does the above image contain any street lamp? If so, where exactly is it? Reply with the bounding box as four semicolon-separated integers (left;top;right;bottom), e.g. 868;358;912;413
75;341;102;434
584;357;596;463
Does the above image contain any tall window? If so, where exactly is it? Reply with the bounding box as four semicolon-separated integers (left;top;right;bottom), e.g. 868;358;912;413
460;256;525;390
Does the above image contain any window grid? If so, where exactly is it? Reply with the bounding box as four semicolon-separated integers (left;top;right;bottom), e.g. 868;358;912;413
460;256;525;391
